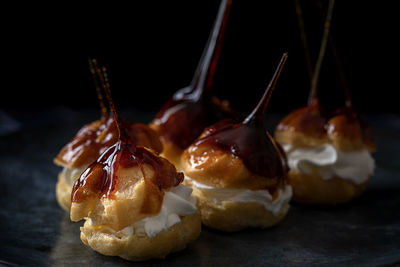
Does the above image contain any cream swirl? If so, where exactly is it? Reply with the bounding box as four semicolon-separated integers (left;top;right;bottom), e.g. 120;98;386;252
184;176;292;216
87;184;197;238
282;144;375;184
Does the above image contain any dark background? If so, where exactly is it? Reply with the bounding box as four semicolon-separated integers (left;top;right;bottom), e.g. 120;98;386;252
2;1;398;114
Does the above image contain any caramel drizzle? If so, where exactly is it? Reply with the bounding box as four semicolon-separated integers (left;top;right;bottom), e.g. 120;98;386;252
308;0;335;104
90;59;129;143
189;0;232;100
315;0;352;107
294;0;313;82
72;60;182;202
289;1;374;146
195;53;289;180
88;58;108;118
244;53;288;125
153;0;235;149
294;0;351;107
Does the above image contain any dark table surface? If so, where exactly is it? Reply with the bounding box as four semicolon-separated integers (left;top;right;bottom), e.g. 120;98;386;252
0;108;399;267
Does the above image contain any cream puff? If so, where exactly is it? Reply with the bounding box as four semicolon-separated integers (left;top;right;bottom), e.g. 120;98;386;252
54;59;163;211
181;53;292;232
54;116;163;211
150;0;236;169
70;86;201;261
275;103;375;205
275;0;375;204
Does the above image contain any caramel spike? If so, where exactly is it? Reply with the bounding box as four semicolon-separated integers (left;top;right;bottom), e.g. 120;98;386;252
294;0;313;83
92;59;129;143
88;58;108;118
316;0;352;107
101;66;112;92
190;0;232;99
244;53;288;125
308;0;335;104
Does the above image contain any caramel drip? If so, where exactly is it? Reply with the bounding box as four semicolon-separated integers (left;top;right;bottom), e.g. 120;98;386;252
194;54;289;182
152;0;236;149
327;106;375;149
88;58;108;118
72;59;182;203
281;0;373;147
190;0;232;97
277;104;375;149
55;117;163;167
276;100;327;139
71;140;183;202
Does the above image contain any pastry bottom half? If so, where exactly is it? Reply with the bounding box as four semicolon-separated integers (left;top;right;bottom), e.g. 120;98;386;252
56;171;72;212
192;188;289;232
80;211;201;261
289;170;370;205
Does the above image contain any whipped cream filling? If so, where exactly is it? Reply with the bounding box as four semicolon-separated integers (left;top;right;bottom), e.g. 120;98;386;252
87;184;197;238
282;144;375;185
62;167;87;187
184;176;292;216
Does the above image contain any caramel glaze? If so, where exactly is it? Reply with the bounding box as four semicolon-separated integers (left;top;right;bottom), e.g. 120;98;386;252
327;106;376;151
276;99;327;139
55;115;163;168
151;0;236;150
194;118;288;194
153;93;236;149
276;102;375;150
71;137;183;206
188;53;290;194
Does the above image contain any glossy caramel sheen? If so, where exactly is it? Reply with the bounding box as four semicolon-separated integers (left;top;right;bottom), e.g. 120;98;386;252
194;119;288;182
151;0;234;151
55;116;162;168
276;100;327;139
152;93;235;149
71;139;183;203
327;106;375;151
276;102;375;150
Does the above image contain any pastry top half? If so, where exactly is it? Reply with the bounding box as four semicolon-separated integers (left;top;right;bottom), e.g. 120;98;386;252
70;138;184;231
54;115;163;169
275;101;375;152
182;118;289;195
150;0;235;151
150;91;236;150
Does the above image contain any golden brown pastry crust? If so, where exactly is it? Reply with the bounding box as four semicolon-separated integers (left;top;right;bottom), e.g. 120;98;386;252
54;120;105;169
70;165;165;226
190;186;289;232
182;144;281;190
327;119;375;152
80;212;201;261
275;102;328;148
181;134;289;231
275;130;329;149
149;122;184;170
55;172;71;211
275;105;375;152
70;160;201;261
159;139;184;171
289;170;370;205
54;119;163;170
275;128;374;152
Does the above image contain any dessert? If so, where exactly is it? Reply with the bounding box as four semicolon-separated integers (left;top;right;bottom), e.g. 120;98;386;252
181;54;292;232
275;0;375;205
150;0;236;169
276;102;375;205
54;59;162;211
69;75;201;261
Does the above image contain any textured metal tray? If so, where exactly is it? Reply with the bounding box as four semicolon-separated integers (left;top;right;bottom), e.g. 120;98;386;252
0;109;399;266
